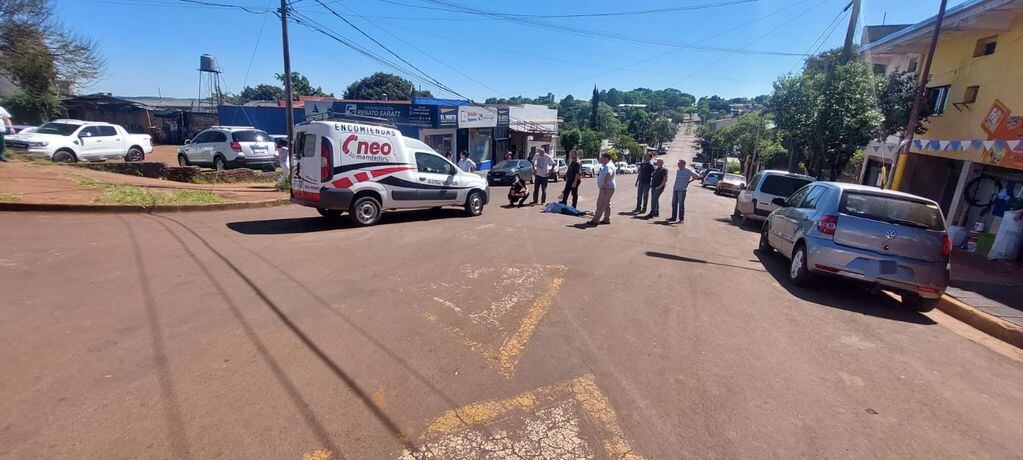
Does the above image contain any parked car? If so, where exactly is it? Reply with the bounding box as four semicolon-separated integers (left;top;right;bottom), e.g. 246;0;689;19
12;124;36;134
716;173;746;196
488;160;534;185
702;171;724;188
759;182;951;312
549;157;568;182
692;162;705;173
622;163;638;174
580;159;599;177
4;119;152;163
291;119;489;226
270;135;289;154
615;161;630;174
178;126;278;171
734;170;815;225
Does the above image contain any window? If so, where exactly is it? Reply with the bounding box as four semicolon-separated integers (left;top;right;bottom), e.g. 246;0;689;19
96;126;117;137
416;152;454;175
840;192;945;231
800;185;827;209
872;64;887;75
208;131;228;143
963;85;980;104
907;57;919;73
786;185;811;207
924;85;950;116
300;133;317;157
232;130;271;142
760;175;812;197
973;36;997;57
36;123;80;136
192;131;209;144
79;126;101;138
748;172;764;191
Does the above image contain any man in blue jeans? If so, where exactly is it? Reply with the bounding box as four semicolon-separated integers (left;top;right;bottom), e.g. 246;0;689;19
645;158;667;218
669;159;700;223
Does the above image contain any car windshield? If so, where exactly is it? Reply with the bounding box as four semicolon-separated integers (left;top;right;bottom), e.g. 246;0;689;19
35;123;81;136
841;192;945;231
232;130;271;142
724;174;745;182
760;175;812;197
494;161;517;169
708;172;723;179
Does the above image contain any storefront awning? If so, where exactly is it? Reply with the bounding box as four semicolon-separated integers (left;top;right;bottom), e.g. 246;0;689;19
509;120;558;134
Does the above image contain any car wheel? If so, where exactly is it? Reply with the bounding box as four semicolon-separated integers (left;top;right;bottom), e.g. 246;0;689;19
261;165;275;172
349;196;382;226
177;154;190;167
759;224;773;253
901;293;940;312
465;190;484;216
317;208;342;219
124;147;144;162
52;150;77;163
788;244;814;287
213;155;226;171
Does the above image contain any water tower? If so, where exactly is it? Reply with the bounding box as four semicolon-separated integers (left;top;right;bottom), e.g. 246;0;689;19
196;54;224;113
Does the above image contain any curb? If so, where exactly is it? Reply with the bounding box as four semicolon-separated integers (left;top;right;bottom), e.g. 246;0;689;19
937;294;1023;349
0;198;291;214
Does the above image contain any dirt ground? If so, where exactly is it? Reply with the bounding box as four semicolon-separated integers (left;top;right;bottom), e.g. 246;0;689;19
0;155;286;205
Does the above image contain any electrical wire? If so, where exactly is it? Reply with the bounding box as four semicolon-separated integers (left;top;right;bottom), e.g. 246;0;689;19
785;3;851;74
379;0;760;18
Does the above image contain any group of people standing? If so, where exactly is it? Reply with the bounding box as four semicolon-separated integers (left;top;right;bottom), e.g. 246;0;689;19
506;148;701;226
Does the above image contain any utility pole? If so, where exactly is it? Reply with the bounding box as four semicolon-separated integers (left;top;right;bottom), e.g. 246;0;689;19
886;0;948;189
841;0;862;64
279;0;295;153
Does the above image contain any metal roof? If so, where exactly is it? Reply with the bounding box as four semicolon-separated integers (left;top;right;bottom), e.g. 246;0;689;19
860;0;1023;53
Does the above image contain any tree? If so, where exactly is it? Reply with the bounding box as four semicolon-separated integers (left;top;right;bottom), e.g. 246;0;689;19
613;134;642;163
560;127;581;155
238;83;284;102
590;86;600;130
276;72;333;98
876;71;926;140
343;72;430;100
651;117;677;147
604;88;623;107
578;128;602;157
1;0;104;122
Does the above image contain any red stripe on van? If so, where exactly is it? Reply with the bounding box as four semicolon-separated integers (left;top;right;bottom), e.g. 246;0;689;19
293;189;320;202
371;166;416;177
332;177;353;188
355;172;370;182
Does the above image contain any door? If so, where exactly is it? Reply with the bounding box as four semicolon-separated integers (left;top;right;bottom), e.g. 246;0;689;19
414;152;459;205
76;126;105;160
737;172;763;215
204;131;228;162
96;125;121;157
770;185;812;255
183;131;205;162
296;132;321;186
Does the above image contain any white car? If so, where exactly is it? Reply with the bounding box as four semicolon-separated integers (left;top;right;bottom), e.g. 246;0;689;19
178;126;279;171
4;119;152;163
580;159;599;176
291;119;489;226
549;157;568;182
622;163;638;174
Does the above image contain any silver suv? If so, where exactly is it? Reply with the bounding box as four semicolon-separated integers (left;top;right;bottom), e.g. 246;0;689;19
178;126;278;171
734;170;815;224
759;182;951;312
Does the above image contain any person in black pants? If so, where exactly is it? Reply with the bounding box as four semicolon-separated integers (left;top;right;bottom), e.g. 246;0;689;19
645;158;668;218
508;175;530;207
633;153;654;213
560;149;582;208
530;148;553;205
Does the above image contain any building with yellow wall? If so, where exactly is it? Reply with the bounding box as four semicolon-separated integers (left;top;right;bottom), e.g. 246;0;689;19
861;0;1023;235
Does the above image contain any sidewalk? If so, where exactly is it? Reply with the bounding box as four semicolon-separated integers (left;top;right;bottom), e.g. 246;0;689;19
947;249;1023;328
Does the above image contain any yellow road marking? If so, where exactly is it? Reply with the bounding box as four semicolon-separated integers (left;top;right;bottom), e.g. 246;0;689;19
425;273;565;379
410;374;642;459
302;449;332;460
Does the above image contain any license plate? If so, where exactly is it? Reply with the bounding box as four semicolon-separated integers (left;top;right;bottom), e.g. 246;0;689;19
879;260;897;275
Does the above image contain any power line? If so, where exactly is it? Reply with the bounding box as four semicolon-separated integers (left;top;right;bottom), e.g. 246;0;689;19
786;3;851;74
379;0;760;18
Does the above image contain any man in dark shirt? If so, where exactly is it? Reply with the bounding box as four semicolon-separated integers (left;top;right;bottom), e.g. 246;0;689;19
633;153;655;213
645;158;668;218
508;175;530;207
560;149;582;208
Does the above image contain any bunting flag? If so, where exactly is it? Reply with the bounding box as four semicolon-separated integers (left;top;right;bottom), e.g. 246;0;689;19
1007;140;1021;151
970;140;984;150
996;140;1009;150
913;140;924;150
983;140;996;150
871;145;880;153
938;140;950;151
949;140;963;151
929;140;942;151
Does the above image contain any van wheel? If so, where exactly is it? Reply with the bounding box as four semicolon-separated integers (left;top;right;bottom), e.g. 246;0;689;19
901;293;940;312
788;243;814;287
349;196;382;226
317;208;342;219
465;190;484;216
177;154;190;167
213;155;226;171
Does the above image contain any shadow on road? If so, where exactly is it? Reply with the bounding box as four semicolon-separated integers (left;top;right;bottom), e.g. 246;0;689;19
754;250;936;325
713;216;761;233
226;208;467;235
646;250;765;272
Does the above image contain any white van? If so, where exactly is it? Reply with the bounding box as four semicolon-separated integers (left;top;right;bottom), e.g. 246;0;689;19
290;119;489;226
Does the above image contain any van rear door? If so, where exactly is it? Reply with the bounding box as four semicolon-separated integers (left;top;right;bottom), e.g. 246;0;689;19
834;191;947;262
294;131;323;202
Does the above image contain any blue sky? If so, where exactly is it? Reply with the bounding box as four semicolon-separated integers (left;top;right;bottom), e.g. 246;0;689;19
56;0;965;101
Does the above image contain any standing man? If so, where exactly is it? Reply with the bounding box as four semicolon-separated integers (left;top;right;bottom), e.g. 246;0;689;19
589;153;617;225
560;149;582;208
0;104;12;162
531;148;553;205
646;158;668;218
668;159;700;223
633;153;654;213
457;151;476;172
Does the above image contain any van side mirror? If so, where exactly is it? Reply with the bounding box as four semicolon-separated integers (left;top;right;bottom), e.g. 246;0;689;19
772;197;788;207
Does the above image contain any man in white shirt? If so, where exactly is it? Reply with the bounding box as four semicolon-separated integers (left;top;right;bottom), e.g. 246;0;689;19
457;151;476;173
531;148;554;204
669;159;701;223
589;152;617;225
0;105;12;162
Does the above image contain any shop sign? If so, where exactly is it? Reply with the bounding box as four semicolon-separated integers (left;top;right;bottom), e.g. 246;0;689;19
458;106;498;128
330;101;438;128
497;107;510;126
437;106;458;128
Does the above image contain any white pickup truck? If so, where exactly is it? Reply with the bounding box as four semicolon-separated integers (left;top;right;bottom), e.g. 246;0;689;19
4;119;153;163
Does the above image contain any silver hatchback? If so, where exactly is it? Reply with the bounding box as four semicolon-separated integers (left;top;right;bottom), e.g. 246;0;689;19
759;182;951;311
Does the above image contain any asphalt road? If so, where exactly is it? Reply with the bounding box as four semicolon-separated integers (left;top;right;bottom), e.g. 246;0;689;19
3;124;1022;459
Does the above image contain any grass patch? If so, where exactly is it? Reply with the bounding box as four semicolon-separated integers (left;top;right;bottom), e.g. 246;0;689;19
7;153;53;165
74;175;229;205
0;192;22;202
